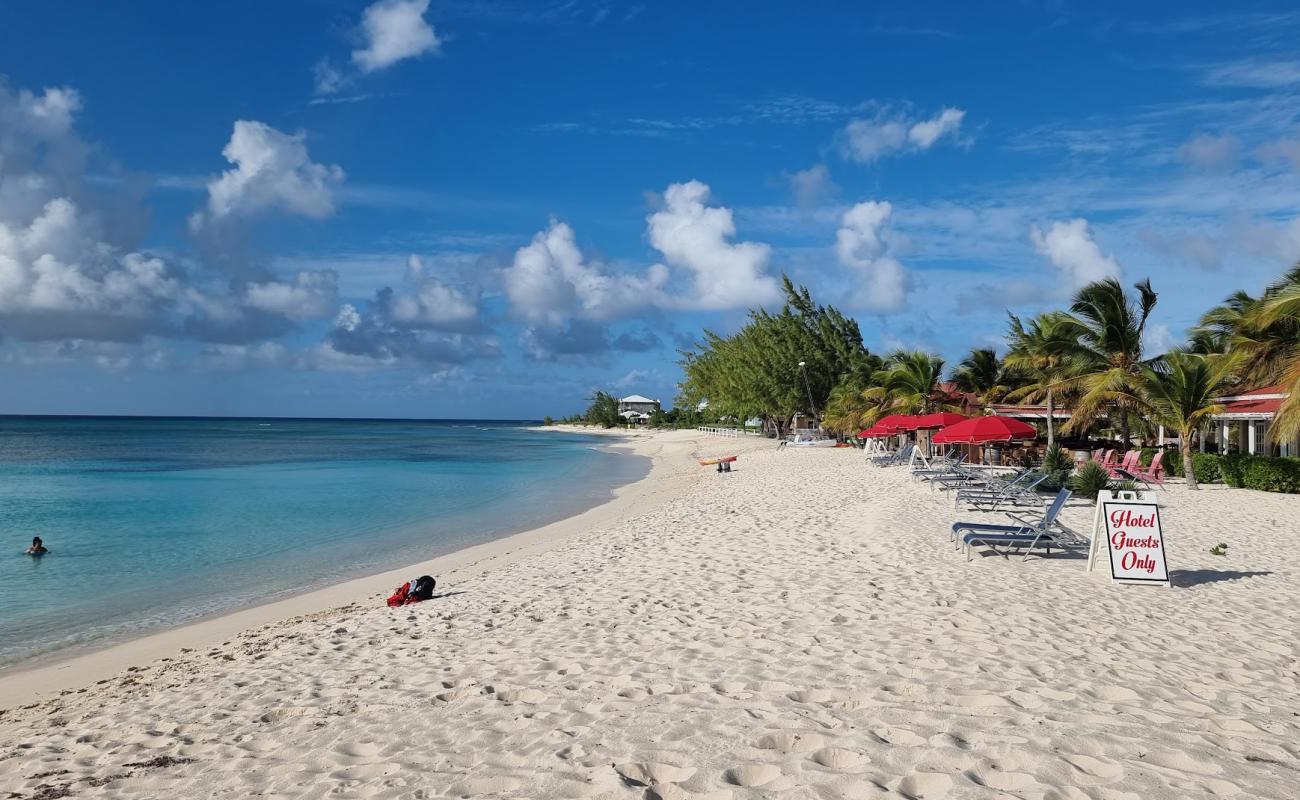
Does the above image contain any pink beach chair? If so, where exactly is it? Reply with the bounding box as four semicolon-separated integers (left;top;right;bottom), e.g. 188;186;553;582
1097;449;1117;470
1108;450;1141;477
1132;451;1165;485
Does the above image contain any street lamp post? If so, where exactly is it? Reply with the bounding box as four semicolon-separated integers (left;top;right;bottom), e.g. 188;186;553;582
798;361;818;431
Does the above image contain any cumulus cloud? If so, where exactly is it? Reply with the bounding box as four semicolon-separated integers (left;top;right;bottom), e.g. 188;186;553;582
244;270;339;321
503;220;666;324
0;79;346;357
326;292;499;368
647;180;781;310
835;201;908;314
388;255;481;330
352;0;441;73
0;84;197;341
1178;133;1241;170
192;121;344;227
1030;218;1122;290
785;163;836;207
840;107;966;164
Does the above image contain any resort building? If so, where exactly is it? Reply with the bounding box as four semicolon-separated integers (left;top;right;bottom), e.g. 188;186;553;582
618;394;660;425
1205;386;1298;457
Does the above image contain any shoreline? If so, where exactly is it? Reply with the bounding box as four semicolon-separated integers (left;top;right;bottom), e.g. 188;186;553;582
0;427;674;709
2;434;1297;797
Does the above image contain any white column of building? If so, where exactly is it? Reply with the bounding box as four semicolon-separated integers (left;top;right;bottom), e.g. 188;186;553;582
1248;420;1258;455
1218;421;1228;452
1157;425;1165;446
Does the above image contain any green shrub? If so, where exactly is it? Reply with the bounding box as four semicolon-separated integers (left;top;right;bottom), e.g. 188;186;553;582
1234;456;1300;494
1070;460;1114;500
1138;447;1157;468
1219;453;1246;487
1042;443;1074;474
1192;453;1222;484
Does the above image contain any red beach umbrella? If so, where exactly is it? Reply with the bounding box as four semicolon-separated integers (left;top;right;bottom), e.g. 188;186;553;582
873;414;919;433
932;415;1037;444
856;427;891;438
913;412;968;430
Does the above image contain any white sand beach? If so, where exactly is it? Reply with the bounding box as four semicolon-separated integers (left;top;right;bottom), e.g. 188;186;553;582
2;429;1298;799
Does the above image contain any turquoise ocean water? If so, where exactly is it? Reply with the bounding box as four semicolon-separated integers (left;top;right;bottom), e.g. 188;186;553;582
0;418;644;669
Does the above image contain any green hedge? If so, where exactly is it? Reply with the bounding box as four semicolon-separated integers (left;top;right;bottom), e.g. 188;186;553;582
1192;453;1222;484
1219;455;1300;493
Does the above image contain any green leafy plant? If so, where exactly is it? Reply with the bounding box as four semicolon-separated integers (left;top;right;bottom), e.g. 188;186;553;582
1070;460;1114;500
1042;443;1074;473
1191;453;1222;484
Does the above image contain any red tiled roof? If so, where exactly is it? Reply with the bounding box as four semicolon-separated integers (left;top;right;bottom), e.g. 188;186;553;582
1219;397;1284;415
1232;385;1285;398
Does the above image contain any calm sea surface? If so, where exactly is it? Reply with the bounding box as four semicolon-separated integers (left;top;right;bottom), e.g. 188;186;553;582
0;418;644;669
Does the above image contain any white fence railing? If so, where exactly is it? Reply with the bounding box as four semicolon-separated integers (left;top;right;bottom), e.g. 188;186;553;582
697;426;762;438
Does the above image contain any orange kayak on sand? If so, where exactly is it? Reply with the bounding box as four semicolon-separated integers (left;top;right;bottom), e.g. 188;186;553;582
698;456;738;466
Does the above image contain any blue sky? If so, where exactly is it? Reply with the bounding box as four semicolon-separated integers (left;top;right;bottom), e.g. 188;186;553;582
3;1;1300;418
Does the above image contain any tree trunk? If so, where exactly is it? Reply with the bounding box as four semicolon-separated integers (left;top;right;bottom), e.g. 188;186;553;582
1045;390;1056;448
1120;408;1130;447
1182;434;1198;490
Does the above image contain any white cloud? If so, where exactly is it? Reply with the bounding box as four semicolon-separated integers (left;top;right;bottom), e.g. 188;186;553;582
1030;218;1122;290
352;0;441;73
1142;323;1179;356
840;107;966;163
503;219;666;323
1178;133;1240;169
192;121;344;227
244;270;339;321
313;59;348;96
389;254;481;330
786;164;836;207
1202;58;1300;88
834;200;908;314
647;180;780;310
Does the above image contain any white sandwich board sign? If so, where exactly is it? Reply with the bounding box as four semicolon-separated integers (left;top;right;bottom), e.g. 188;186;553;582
1086;490;1170;587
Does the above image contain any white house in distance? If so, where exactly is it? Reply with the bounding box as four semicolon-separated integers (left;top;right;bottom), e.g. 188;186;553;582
618;394;660;424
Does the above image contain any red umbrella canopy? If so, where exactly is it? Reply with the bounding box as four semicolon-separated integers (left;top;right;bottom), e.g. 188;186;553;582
932;415;1037;444
913;412;968;430
856;427;891;438
873;414;919;433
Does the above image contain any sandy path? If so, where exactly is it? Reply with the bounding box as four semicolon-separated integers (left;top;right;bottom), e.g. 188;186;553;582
2;433;1297;799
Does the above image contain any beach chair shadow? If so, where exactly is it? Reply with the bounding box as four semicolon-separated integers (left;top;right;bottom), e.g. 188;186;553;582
1170;570;1272;588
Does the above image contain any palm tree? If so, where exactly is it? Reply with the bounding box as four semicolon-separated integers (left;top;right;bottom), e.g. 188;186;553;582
1121;351;1239;489
865;350;957;415
1057;278;1159;443
1235;266;1300;440
950;348;1019;409
1003;311;1080;448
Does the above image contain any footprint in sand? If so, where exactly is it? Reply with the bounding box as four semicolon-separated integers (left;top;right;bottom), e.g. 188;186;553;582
895;772;952;799
1094;686;1140;703
330;762;400;781
1061;753;1123;781
724;764;782;787
757;732;825;753
334;742;382;759
452;776;523;795
872;727;927;747
811;747;865;770
615;762;696;785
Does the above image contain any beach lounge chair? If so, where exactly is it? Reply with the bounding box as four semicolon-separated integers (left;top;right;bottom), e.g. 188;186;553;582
957;471;1049;511
870;443;913;468
952;489;1073;560
1108;450;1141;478
866;444;904;464
1097;450;1118;470
933;465;1024;495
912;453;966;482
1117;451;1165;489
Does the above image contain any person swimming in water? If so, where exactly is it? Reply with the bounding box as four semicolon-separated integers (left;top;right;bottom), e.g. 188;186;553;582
25;536;48;556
